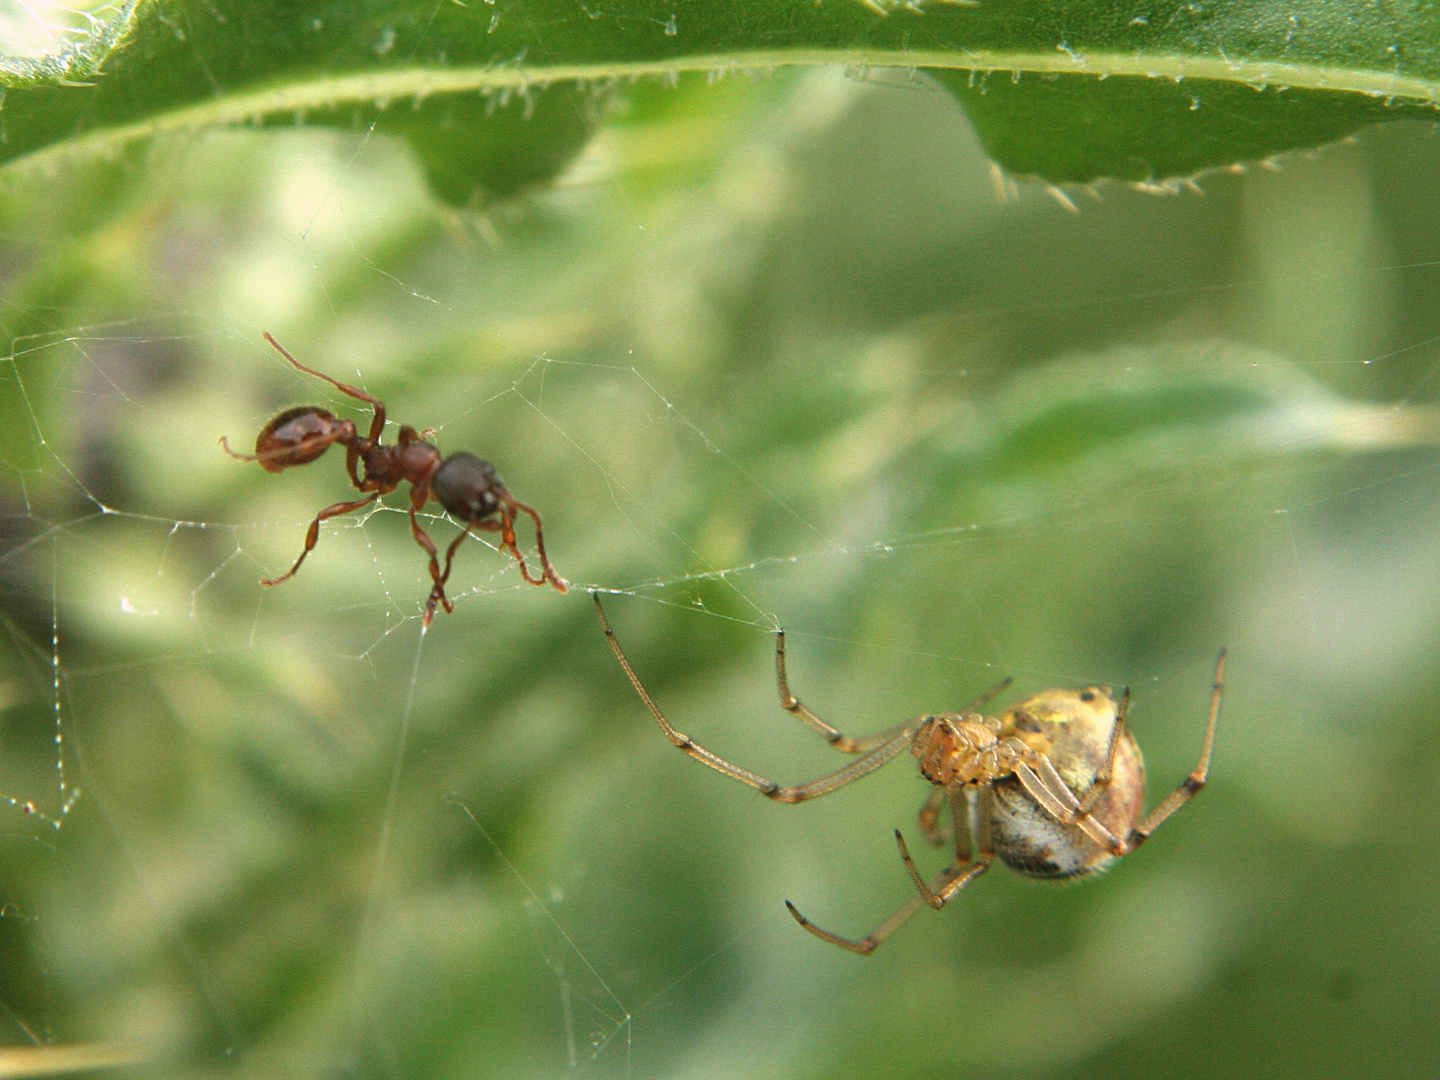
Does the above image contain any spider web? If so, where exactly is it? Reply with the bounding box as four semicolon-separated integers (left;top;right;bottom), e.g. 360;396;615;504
2;49;1440;1080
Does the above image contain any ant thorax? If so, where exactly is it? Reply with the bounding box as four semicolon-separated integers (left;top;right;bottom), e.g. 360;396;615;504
988;688;1147;879
359;433;441;488
395;437;442;479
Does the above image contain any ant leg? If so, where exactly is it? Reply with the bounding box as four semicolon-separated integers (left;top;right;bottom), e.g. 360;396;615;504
220;435;266;462
421;523;474;626
499;493;567;592
437;524;472;590
469;514;559;597
221;431;353;472
263;332;387;442
471;513;535;584
344;444;366;491
405;487;455;627
262;493;379;586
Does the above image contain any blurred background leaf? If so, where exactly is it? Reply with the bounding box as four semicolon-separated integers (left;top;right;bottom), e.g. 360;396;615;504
0;7;1439;1080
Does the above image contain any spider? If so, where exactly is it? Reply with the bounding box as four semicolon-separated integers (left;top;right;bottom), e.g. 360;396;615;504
593;593;1223;955
223;333;567;625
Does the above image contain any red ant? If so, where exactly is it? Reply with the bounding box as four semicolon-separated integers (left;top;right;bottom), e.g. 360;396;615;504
222;333;567;625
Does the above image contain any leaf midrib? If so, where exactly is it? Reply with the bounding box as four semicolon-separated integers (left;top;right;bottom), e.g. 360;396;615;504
11;45;1435;177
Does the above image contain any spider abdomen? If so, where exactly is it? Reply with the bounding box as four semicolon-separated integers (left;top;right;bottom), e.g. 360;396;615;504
990;688;1146;878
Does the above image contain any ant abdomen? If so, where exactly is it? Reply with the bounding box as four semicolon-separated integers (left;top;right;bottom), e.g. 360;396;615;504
432;452;505;524
254;406;352;473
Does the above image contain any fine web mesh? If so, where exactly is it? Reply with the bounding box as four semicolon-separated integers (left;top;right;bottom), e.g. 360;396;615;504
0;50;1439;1080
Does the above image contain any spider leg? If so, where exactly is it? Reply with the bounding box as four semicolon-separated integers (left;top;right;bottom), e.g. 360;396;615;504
895;832;992;910
774;630;883;753
949;786;972;864
785;895;926;956
776;634;1013;756
789;792;992;955
917;787;947;846
1015;757;1124;851
957;675;1016;715
263;332;387;442
1012;754;1079;818
1013;650;1226;856
1005;688;1129;831
896;788;992;910
262;493;379;586
1123;648;1225;850
595;593;917;802
1076;686;1130;816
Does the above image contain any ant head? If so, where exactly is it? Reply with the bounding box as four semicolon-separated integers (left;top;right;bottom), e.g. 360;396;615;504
432;452;503;523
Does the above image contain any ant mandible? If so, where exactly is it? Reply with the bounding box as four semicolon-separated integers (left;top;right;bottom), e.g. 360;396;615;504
222;333;567;626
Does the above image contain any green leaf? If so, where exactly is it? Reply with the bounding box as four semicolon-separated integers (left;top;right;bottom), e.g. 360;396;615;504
2;0;1438;197
314;83;614;207
929;72;1431;188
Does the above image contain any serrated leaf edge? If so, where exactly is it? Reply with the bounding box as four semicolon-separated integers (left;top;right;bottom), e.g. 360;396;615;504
6;46;1437;176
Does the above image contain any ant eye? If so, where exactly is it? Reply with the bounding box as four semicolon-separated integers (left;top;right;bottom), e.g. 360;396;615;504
1079;690;1096;702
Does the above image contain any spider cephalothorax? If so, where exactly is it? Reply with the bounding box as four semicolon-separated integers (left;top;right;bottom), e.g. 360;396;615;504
912;714;1013;787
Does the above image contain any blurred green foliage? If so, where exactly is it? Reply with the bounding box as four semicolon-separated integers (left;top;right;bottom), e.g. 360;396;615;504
1;49;1440;1080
